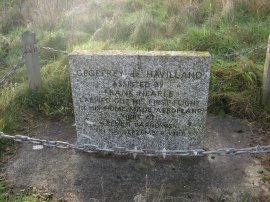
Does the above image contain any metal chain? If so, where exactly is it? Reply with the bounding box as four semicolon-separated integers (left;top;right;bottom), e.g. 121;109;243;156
0;53;25;88
214;45;269;59
1;44;267;89
0;45;66;88
38;46;69;55
38;45;270;59
1;44;269;158
1;131;270;159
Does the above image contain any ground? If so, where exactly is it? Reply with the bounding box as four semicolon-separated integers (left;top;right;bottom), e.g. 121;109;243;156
1;115;270;202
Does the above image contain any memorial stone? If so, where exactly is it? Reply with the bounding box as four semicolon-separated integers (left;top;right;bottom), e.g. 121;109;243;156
69;51;211;150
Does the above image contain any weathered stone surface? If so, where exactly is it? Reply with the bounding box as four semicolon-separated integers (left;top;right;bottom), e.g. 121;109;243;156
69;51;211;150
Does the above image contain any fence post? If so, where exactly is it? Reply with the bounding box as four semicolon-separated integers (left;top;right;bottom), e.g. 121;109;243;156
222;0;234;17
263;35;270;108
21;31;41;90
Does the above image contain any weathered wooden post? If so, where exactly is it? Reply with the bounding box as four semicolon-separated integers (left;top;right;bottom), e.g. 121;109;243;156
263;35;270;108
21;31;41;90
222;0;234;17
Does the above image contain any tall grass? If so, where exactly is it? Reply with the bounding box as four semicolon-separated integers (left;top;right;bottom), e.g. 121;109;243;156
0;57;72;132
234;0;270;21
24;57;73;118
0;0;270;132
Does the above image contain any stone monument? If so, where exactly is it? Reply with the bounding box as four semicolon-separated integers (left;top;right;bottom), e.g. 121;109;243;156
69;51;211;150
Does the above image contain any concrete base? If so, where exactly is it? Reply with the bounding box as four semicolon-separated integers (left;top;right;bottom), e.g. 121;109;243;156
3;115;270;201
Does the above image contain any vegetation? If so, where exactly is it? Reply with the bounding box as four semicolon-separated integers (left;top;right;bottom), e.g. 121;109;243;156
0;0;270;132
1;1;270;199
0;176;52;201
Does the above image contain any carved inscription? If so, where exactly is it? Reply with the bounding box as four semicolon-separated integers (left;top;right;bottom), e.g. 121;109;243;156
69;51;211;150
77;69;204;135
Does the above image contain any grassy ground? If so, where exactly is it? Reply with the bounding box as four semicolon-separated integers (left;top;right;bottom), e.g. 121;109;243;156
0;0;270;197
0;176;53;202
0;141;53;201
0;0;269;154
1;0;270;133
0;1;269;135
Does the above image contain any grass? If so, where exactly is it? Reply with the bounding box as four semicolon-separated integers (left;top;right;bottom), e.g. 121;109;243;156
0;56;73;132
0;0;269;132
0;176;53;202
1;145;53;201
0;7;269;193
0;1;269;198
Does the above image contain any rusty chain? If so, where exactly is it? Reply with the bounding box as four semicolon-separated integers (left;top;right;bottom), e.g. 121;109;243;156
1;131;270;159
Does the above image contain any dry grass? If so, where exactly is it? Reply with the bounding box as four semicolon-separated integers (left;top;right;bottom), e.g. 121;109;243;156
21;0;73;31
234;0;270;20
131;13;161;44
92;13;133;42
0;0;270;131
166;15;188;37
1;0;269;40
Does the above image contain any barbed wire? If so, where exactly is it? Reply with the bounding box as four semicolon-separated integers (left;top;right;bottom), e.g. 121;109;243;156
1;131;270;159
0;53;25;88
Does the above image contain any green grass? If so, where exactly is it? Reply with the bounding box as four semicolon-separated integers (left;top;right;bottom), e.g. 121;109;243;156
209;56;267;121
0;1;270;198
0;56;73;132
0;0;270;132
0;176;53;202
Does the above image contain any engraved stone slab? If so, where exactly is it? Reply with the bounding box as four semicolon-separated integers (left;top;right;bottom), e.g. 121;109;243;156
69;51;211;150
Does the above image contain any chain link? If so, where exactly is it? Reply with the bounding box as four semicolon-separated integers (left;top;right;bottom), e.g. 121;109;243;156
38;44;270;59
2;44;266;88
1;43;268;88
213;45;269;59
38;46;69;55
1;44;270;158
0;53;25;88
0;45;66;88
1;131;270;159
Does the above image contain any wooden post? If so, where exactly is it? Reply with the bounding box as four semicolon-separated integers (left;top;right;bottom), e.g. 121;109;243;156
263;35;270;108
21;31;41;90
222;0;234;17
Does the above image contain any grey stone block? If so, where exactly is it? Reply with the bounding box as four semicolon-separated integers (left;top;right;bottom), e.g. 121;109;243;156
69;51;211;150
